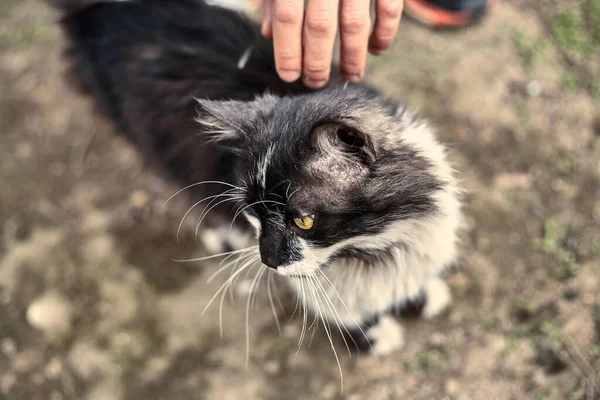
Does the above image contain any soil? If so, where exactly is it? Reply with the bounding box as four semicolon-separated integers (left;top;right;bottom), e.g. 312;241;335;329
1;1;599;399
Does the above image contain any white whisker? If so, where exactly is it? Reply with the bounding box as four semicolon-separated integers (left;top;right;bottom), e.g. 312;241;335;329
207;247;258;283
176;188;241;243
287;188;301;200
195;196;244;240
267;272;282;336
312;275;354;357
217;246;257;268
305;276;322;335
201;259;258;315
288;283;303;323
251;267;266;312
173;245;257;263
218;252;258;337
306;276;322;334
296;278;309;354
268;273;286;322
229;201;265;233
263;199;287;207
162;180;245;207
245;265;263;368
317;269;374;355
229;199;285;234
309;275;344;392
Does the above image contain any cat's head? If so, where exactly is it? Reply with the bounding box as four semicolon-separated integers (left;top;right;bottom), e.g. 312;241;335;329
197;84;460;277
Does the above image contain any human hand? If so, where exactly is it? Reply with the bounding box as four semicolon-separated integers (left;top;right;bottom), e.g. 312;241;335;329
260;0;403;89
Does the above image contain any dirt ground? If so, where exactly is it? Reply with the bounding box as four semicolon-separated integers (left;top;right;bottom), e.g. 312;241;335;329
1;0;599;399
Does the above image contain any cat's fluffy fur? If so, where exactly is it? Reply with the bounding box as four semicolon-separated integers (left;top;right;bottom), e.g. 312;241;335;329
48;0;462;355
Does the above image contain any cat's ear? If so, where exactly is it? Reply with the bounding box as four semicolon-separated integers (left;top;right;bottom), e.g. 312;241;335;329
311;123;377;165
195;94;278;145
195;99;247;143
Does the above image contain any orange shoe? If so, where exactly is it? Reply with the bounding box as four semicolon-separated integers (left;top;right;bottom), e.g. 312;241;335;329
403;0;499;29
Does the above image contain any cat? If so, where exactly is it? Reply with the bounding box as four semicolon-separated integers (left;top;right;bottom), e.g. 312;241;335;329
47;0;463;356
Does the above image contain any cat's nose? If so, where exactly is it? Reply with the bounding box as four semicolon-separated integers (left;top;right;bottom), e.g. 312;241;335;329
259;232;287;269
260;253;279;270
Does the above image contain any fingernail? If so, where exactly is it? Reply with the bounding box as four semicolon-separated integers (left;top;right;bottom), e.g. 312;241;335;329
261;21;271;38
370;47;385;55
278;70;301;82
303;77;327;89
344;74;361;83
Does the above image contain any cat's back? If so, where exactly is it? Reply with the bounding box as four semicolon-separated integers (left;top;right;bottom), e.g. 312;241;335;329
48;0;315;207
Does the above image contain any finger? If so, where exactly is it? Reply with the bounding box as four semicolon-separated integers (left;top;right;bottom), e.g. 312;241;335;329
261;0;274;39
369;0;403;54
339;0;371;82
272;0;304;82
302;0;339;88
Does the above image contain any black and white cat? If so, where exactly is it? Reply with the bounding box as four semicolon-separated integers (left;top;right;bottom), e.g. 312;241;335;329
48;0;462;356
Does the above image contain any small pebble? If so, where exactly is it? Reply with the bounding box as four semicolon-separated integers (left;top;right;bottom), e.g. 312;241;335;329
12;350;43;374
263;360;280;374
113;332;132;347
489;335;508;354
445;378;460;395
428;332;446;348
531;369;547;387
45;358;63;379
129;190;149;209
1;337;17;357
526;80;542;97
283;324;299;339
26;291;74;338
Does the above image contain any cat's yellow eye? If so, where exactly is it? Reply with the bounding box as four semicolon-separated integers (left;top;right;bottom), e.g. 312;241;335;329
293;215;315;230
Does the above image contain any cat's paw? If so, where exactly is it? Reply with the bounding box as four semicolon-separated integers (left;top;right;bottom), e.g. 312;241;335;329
367;315;405;356
353;315;405;356
422;278;452;320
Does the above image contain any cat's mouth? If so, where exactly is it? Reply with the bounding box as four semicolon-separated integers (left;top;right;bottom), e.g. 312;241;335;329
273;266;321;278
270;260;332;278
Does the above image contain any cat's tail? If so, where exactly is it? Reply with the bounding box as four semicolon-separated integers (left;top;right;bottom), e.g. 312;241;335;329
45;0;310;134
44;0;316;196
